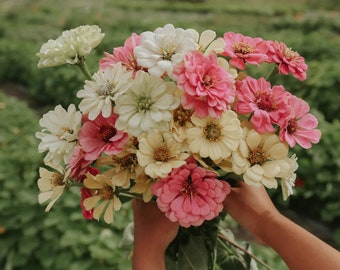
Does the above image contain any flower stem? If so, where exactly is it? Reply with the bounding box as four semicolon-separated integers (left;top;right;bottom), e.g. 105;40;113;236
77;58;92;80
217;232;275;270
265;64;278;81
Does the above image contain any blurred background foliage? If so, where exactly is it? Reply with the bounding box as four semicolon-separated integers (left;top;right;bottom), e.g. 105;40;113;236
0;0;339;269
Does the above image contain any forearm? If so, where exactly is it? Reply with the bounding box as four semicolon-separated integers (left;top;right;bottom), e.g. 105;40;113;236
258;213;340;270
132;244;166;270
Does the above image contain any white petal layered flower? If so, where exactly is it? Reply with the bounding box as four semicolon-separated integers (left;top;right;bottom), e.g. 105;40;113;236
37;25;104;68
134;24;198;77
136;131;189;178
280;154;299;200
231;127;295;189
114;71;180;137
77;63;133;120
38;163;70;212
35;104;82;165
186;110;242;161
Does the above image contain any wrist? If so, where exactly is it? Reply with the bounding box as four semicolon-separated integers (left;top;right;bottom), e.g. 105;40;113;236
253;211;285;244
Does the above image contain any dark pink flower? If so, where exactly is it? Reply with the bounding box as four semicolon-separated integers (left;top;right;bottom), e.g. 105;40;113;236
78;112;129;160
80;187;94;220
222;32;269;70
172;50;235;118
267;41;308;81
279;95;321;149
234;76;290;133
68;145;93;181
152;158;231;228
99;33;145;76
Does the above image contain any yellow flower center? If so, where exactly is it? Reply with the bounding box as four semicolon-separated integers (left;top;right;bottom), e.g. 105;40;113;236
154;146;170;162
99;185;115;200
248;147;267;165
137;95;153;111
234;42;253;54
204;122;222;141
173;106;193;127
57;127;74;139
160;46;176;61
113;153;138;171
52;173;64;186
98;82;116;96
285;47;299;60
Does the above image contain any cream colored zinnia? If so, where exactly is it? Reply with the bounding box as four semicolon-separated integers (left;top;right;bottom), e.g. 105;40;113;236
231;127;297;189
37;25;104;68
83;173;122;224
189;28;226;54
37;163;70;212
186;110;242;161
130;171;156;202
136;130;190;178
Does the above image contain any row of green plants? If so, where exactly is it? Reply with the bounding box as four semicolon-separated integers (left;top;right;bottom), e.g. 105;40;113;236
0;0;339;268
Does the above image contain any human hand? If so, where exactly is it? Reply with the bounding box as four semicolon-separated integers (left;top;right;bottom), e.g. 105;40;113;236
132;199;179;270
223;181;280;244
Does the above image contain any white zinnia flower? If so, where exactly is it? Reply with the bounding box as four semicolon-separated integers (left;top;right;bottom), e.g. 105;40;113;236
134;24;198;77
38;163;70;212
186;110;242;161
232;127;294;189
77;63;133;120
35;104;81;165
137;131;190;178
37;25;105;68
114;71;180;137
280;154;299;200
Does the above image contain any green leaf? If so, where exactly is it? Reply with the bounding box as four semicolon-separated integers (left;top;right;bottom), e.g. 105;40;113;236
177;233;210;270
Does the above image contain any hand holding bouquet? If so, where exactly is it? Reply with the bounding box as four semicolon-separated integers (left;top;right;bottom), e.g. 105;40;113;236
35;24;321;268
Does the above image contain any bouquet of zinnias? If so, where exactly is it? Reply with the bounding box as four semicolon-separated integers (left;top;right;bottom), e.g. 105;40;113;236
35;24;321;267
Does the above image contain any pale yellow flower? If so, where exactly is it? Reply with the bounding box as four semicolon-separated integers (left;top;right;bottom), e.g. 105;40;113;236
37;163;69;212
187;110;242;161
136;130;189;178
96;138;140;188
130;171;156;202
189;28;226;54
83;173;122;224
231;127;296;189
170;105;194;149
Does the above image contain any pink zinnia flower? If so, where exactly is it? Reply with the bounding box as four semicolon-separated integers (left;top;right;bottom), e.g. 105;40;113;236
68;145;93;180
152;158;231;228
78;112;129;160
267;41;308;81
99;33;145;76
234;76;290;134
222;32;269;70
172;50;235;118
279;95;321;149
